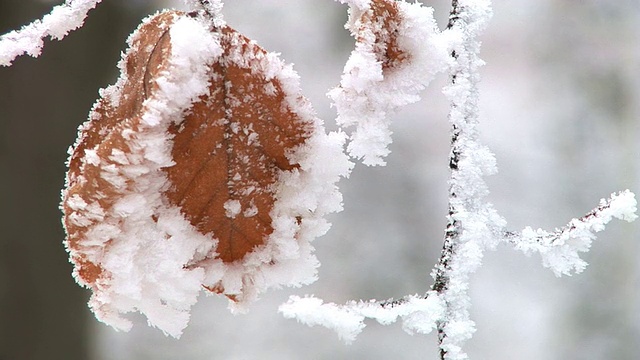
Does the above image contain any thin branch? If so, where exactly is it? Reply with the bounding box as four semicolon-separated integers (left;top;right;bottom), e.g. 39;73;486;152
434;1;463;359
435;0;495;358
505;190;637;276
0;0;103;66
279;293;443;343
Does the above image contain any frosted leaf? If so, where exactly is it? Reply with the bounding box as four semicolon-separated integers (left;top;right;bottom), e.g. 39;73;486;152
62;10;351;337
331;0;450;165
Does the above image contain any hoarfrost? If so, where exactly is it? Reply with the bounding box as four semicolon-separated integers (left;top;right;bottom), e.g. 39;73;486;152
280;293;445;343
280;296;366;343
223;199;242;219
512;190;638;276
331;0;450;165
0;0;103;66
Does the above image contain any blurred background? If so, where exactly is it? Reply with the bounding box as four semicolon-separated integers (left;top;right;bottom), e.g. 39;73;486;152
0;0;638;359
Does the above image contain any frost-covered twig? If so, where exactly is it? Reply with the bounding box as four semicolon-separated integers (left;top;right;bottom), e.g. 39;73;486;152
0;0;103;66
432;1;499;359
279;293;444;343
505;190;638;276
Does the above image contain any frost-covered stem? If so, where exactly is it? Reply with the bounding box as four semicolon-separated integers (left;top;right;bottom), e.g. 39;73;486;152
432;0;462;295
433;1;467;357
432;4;463;359
279;293;444;343
505;190;636;246
504;190;637;276
433;211;458;360
433;1;493;359
0;0;103;66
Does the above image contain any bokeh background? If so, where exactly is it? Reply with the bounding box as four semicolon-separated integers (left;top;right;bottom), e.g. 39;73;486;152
1;0;638;359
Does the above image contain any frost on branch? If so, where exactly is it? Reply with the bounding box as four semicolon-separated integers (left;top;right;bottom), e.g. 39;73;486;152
509;190;638;276
330;0;449;165
0;0;103;66
279;294;444;343
431;0;499;355
61;9;351;337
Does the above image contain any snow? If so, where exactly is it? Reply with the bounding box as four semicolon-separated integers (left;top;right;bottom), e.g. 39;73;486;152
223;199;242;218
0;0;103;66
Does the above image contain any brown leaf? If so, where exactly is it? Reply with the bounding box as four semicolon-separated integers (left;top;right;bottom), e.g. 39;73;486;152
164;26;312;265
62;10;312;292
358;0;408;71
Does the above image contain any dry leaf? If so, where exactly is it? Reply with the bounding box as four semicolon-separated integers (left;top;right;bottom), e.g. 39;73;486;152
165;26;312;266
61;7;351;336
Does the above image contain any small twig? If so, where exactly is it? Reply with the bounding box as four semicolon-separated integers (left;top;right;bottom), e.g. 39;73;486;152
280;293;443;343
0;0;104;66
378;294;427;308
505;190;637;276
